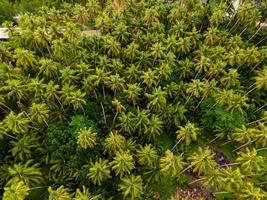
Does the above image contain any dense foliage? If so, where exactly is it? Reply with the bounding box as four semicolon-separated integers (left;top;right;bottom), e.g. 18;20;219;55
0;0;267;199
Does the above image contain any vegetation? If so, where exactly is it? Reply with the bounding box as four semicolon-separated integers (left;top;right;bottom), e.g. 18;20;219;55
0;0;267;199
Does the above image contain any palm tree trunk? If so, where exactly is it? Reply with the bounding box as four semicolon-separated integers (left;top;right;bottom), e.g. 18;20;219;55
100;102;107;124
233;138;258;152
255;103;267;112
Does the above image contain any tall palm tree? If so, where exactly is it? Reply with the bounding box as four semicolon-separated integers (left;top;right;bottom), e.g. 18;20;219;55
104;131;126;154
145;87;167;112
14;48;36;71
28;103;50;126
236;148;265;174
3;181;29;200
10;134;40;161
111;151;135;178
255;66;267;90
145;114;163;140
5;160;43;186
48;186;71;200
75;186;101;200
221;168;245;193
160;150;185;177
118;175;143;200
77;128;97;149
136;144;158;168
176;122;200;146
87;158;111;186
188;147;216;176
4;112;30;134
238;183;267;200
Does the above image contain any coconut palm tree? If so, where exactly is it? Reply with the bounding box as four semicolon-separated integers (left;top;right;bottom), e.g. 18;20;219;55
145;87;167;112
87;158;111;186
111;151;135;178
48;186;71;200
145;114;163;140
221;168;245;193
119;175;143;200
160;150;185;177
10;134;40;161
136;144;158;168
117;112;135;134
236;148;265;174
4;160;43;186
255;66;267;90
104;131;126;154
238;183;267;200
188;147;216;176
77;128;97;149
4;112;30;134
176;122;200;146
3;181;29;200
14;48;36;71
124;83;142;105
28;103;50;126
74;186;101;200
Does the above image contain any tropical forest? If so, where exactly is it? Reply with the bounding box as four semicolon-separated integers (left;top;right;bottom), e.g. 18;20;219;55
0;0;267;199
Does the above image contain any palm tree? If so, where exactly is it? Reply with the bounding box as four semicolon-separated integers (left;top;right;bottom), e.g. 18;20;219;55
75;186;101;200
255;66;267;90
1;79;28;102
3;181;29;200
48;186;71;200
236;148;265;174
87;158;111;185
145;87;167;112
160;150;185;177
111;151;135;178
238;183;267;200
144;8;160;25
73;4;90;25
4;112;30;134
176;122;200;146
124;42;139;63
103;36;121;57
117;112;135;134
118;175;143;200
149;42;166;61
10;134;40;161
145;114;163;140
86;0;101;19
38;58;59;79
134;108;149;134
28;103;50;126
188;147;216;176
220;69;240;88
5;160;43;186
141;69;158;88
124;83;142;105
77;128;97;149
221;168;245;193
112;22;130;44
104;131;126;154
106;74;125;97
136;144;158;168
14;48;36;71
177;37;191;55
64;89;86;111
